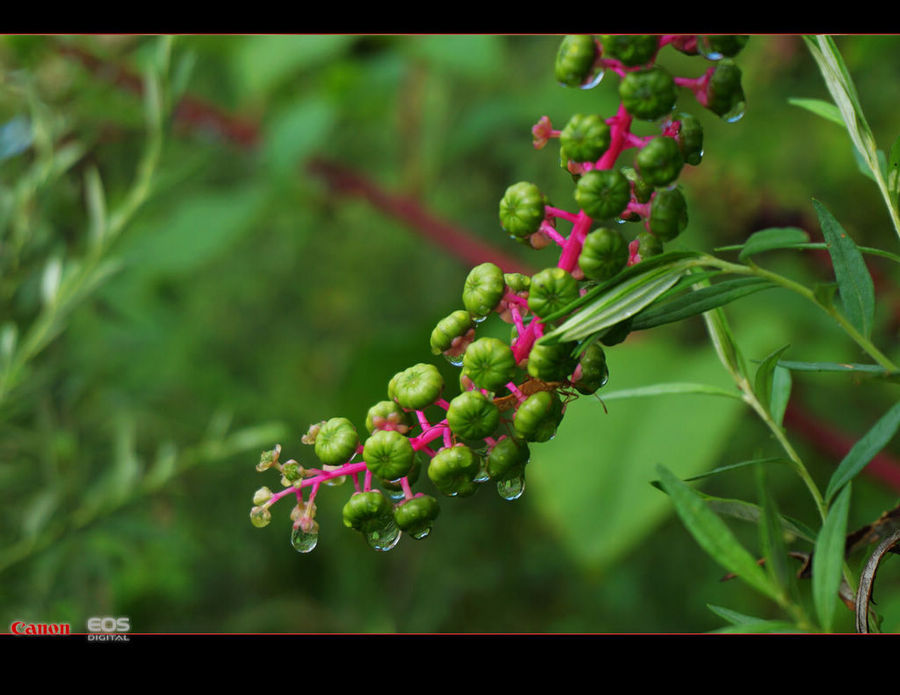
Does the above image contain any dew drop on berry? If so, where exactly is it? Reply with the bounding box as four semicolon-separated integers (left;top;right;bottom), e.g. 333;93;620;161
443;352;464;368
290;524;319;553
578;68;605;90
497;473;526;501
364;519;401;552
409;524;433;540
721;100;746;123
384;486;406;502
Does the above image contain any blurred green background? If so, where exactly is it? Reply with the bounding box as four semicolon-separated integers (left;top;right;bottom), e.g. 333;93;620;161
0;35;898;633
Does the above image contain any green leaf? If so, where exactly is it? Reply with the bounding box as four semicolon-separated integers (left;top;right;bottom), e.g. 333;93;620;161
813;483;852;632
889;134;900;201
711;620;805;634
656;465;782;602
787;97;844;126
707;603;763;625
825;402;900;503
85;166;107;248
699;493;817;544
630;277;774;331
599;382;741;401
754;344;790;416
812;199;875;338
770;365;792;428
541;264;686;344
778;360;888;375
738;227;810;261
263;98;336;178
682;458;786;484
757;467;792;595
714;242;900;265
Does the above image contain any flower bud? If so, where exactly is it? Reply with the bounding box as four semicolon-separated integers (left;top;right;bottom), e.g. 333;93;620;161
560;114;611;163
574;169;630;220
314;417;359;465
363;429;415;481
281;460;303;482
463;262;506;318
462;337;516;393
499;182;548;242
599;35;659;66
636;136;684;187
619;67;677;121
555;35;597;87
253;486;273;506
392;363;444;411
648;187;688;242
447;390;501;441
256;444;281;471
528;267;580;319
579;227;628;281
513;390;564;443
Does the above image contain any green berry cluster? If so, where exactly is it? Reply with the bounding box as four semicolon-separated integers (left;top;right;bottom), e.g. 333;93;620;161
250;35;747;554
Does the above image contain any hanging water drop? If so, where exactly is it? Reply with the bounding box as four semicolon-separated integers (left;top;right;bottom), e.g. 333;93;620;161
384;486;406;502
721;99;746;123
578;67;605;90
291;522;319;553
409;524;432;540
497;472;526;501
443;352;465;367
697;37;724;61
363;519;401;552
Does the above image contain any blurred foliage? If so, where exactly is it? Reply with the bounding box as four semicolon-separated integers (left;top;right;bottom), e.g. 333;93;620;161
0;35;897;633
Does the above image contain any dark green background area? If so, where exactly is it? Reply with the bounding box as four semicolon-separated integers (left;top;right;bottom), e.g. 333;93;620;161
0;35;897;633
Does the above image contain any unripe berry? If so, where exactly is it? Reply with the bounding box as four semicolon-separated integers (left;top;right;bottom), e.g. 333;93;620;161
637;231;663;259
600;316;633;346
363;429;415;481
619;67;677;121
700;35;749;59
446;390;501;441
463;262;506;318
486;437;530;480
430;310;474;356
392;363;444;411
560;114;611;162
706;59;746;121
513;390;564;443
599;35;659;66
527;341;578;382
504;273;531;294
574;169;630;220
648;187;688;242
428;444;480;496
393;495;440;539
555;35;597;87
314;417;359;465
579;227;628;281
342;490;392;530
365;400;414;435
528;267;579;319
461;337;516;392
499;182;547;241
673;112;703;166
572;342;609;395
636;136;684;187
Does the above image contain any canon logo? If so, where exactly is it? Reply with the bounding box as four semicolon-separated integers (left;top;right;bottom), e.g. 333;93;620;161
10;621;71;635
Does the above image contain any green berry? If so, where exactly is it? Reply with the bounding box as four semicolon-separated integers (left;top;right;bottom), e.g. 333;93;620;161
574;169;630;220
701;35;749;59
600;316;633;346
599;35;659;66
365;400;414;435
528;267;580;319
572;342;609;395
706;59;745;121
363;429;415;481
430;310;474;355
381;455;421;492
579;227;628;281
393;495;440;539
513;390;564;443
428;445;480;495
636;136;684;187
621;166;654;204
560;114;611;162
527;341;578;382
487;437;530;480
499;182;547;241
649;188;688;242
446;390;500;441
674;112;703;166
342;490;392;530
392;363;444;411
504;273;531;294
314;417;359;465
463;262;506;318
462;337;516;392
636;231;663;259
555;35;597;87
619;67;677;121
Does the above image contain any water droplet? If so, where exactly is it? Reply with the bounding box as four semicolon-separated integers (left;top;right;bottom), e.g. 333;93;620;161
471;314;487;325
473;461;490;483
250;506;272;528
364;519;401;552
290;524;319;553
721;100;746;123
497;473;525;501
384;486;406;501
409;524;433;540
443;352;464;367
578;68;605;90
322;475;347;487
698;38;724;61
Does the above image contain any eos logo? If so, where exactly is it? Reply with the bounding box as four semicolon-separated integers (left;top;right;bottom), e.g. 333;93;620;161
86;616;131;641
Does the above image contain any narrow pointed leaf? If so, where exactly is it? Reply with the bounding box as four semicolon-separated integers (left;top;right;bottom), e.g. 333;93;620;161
699;493;817;544
769;365;792;428
757;467;792;595
813;199;874;338
889;134;900;201
630;277;774;331
707;604;764;625
600;382;741;401
714;242;900;265
656;465;781;602
813;483;852;632
787;97;844;126
683;458;787;484
825;402;900;503
712;621;805;634
777;360;888;375
754;344;790;415
738;227;809;261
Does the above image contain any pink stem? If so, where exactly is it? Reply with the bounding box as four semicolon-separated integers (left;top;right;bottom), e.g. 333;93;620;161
435;398;450;410
415;409;431;431
506;381;527;403
545;206;579;223
675;69;713;107
598;102;633;170
400;477;413;500
539;220;567;247
443;428;452;449
511;305;526;339
626;200;652;218
558;211;590;273
503;290;529;308
364;469;372;492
